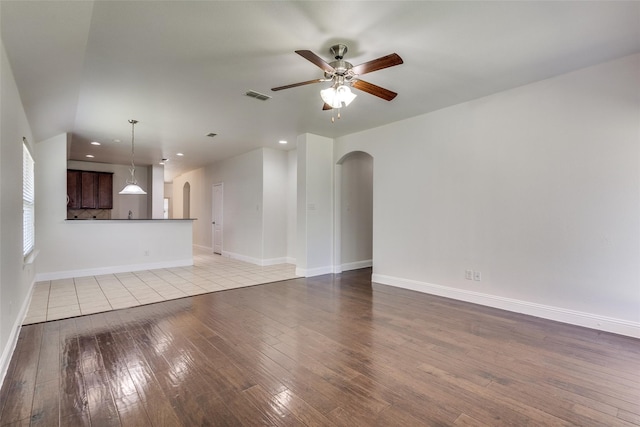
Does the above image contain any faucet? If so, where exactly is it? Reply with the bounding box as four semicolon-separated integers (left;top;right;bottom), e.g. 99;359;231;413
128;210;132;220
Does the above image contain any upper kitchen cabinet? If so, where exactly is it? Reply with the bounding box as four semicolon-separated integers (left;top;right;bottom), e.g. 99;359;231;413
97;172;113;209
81;171;97;208
67;170;113;209
67;170;81;209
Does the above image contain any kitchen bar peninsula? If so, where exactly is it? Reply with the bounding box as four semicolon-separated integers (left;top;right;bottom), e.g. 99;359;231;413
35;219;196;281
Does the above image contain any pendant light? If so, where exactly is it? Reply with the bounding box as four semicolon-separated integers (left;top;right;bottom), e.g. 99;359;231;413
119;119;147;195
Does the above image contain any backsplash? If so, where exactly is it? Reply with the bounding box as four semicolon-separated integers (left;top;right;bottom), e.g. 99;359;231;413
67;209;112;220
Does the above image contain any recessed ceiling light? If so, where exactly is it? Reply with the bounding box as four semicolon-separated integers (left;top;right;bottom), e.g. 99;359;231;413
113;139;120;143
159;162;165;165
85;154;95;158
176;153;184;156
279;140;287;144
207;133;217;138
91;141;101;146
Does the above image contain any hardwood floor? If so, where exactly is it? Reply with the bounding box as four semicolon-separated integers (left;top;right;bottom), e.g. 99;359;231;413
1;268;639;426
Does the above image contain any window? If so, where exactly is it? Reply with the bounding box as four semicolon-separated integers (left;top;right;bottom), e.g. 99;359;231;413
23;139;35;257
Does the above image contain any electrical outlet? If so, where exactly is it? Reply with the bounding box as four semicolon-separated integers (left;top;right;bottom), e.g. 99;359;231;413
474;271;482;281
465;270;473;280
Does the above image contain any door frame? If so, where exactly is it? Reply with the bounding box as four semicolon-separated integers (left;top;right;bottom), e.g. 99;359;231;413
212;182;223;254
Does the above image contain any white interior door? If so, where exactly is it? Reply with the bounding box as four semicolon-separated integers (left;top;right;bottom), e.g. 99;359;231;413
212;183;223;254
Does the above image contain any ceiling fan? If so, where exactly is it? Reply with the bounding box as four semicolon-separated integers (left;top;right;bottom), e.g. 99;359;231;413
271;44;403;110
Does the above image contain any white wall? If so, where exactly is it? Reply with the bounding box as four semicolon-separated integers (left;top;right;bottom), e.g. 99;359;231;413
172;167;209;244
67;160;149;219
148;165;164;219
0;41;36;384
335;53;640;337
296;140;308;271
172;147;295;265
339;151;373;269
262;149;288;262
296;134;334;276
164;182;174;218
286;150;297;263
212;148;263;259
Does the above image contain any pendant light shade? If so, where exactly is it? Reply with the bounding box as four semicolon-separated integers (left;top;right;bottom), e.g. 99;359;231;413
119;183;146;195
119;119;147;195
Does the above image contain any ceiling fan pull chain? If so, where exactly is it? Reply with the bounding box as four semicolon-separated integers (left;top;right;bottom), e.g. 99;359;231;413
331;108;342;123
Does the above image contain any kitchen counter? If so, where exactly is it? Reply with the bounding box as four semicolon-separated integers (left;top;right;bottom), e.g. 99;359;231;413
66;218;197;222
38;219;195;281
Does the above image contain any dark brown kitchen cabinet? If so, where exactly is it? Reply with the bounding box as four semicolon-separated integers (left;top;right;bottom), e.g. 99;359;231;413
97;172;113;208
67;170;113;209
81;171;97;208
67;170;81;208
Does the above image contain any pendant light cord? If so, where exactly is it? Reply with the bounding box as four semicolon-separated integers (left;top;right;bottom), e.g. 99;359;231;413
128;119;138;185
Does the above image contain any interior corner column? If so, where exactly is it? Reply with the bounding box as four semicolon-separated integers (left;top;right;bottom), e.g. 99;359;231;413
295;133;334;277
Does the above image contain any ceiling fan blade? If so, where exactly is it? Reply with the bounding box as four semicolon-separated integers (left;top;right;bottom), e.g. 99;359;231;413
271;79;324;91
295;50;335;73
352;80;398;101
351;53;403;76
322;103;332;110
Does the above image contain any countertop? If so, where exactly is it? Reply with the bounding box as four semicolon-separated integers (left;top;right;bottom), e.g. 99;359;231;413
66;218;197;222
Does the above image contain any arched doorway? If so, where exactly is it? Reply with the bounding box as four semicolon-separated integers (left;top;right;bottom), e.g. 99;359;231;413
183;182;191;219
336;151;373;272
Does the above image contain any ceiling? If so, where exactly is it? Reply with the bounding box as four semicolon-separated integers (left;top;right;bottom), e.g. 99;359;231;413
2;1;639;182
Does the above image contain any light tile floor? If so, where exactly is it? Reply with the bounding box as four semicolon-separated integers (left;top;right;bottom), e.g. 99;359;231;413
24;248;298;324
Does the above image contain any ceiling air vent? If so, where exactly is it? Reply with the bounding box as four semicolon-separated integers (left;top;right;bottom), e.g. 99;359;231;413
245;90;271;101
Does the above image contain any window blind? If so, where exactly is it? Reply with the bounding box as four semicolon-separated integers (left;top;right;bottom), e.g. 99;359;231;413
23;139;35;257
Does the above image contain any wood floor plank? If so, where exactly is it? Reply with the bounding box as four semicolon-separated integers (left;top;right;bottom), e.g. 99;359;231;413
125;365;184;427
29;380;59;427
83;369;120;426
242;384;306;426
191;393;243;427
0;325;43;424
58;322;89;422
1;268;638;426
112;395;152;427
270;388;335;427
35;323;60;385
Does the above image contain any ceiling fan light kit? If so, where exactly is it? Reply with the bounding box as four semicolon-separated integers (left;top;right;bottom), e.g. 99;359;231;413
272;44;403;120
320;84;357;109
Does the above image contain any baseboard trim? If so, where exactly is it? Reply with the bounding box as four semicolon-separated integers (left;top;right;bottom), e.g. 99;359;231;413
35;258;194;281
0;276;35;390
221;251;292;267
261;257;289;266
193;244;213;252
296;266;334;277
341;259;373;272
372;273;640;339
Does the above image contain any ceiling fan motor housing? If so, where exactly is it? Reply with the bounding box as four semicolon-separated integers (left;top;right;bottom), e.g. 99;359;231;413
325;59;354;80
326;44;354;80
330;44;348;60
